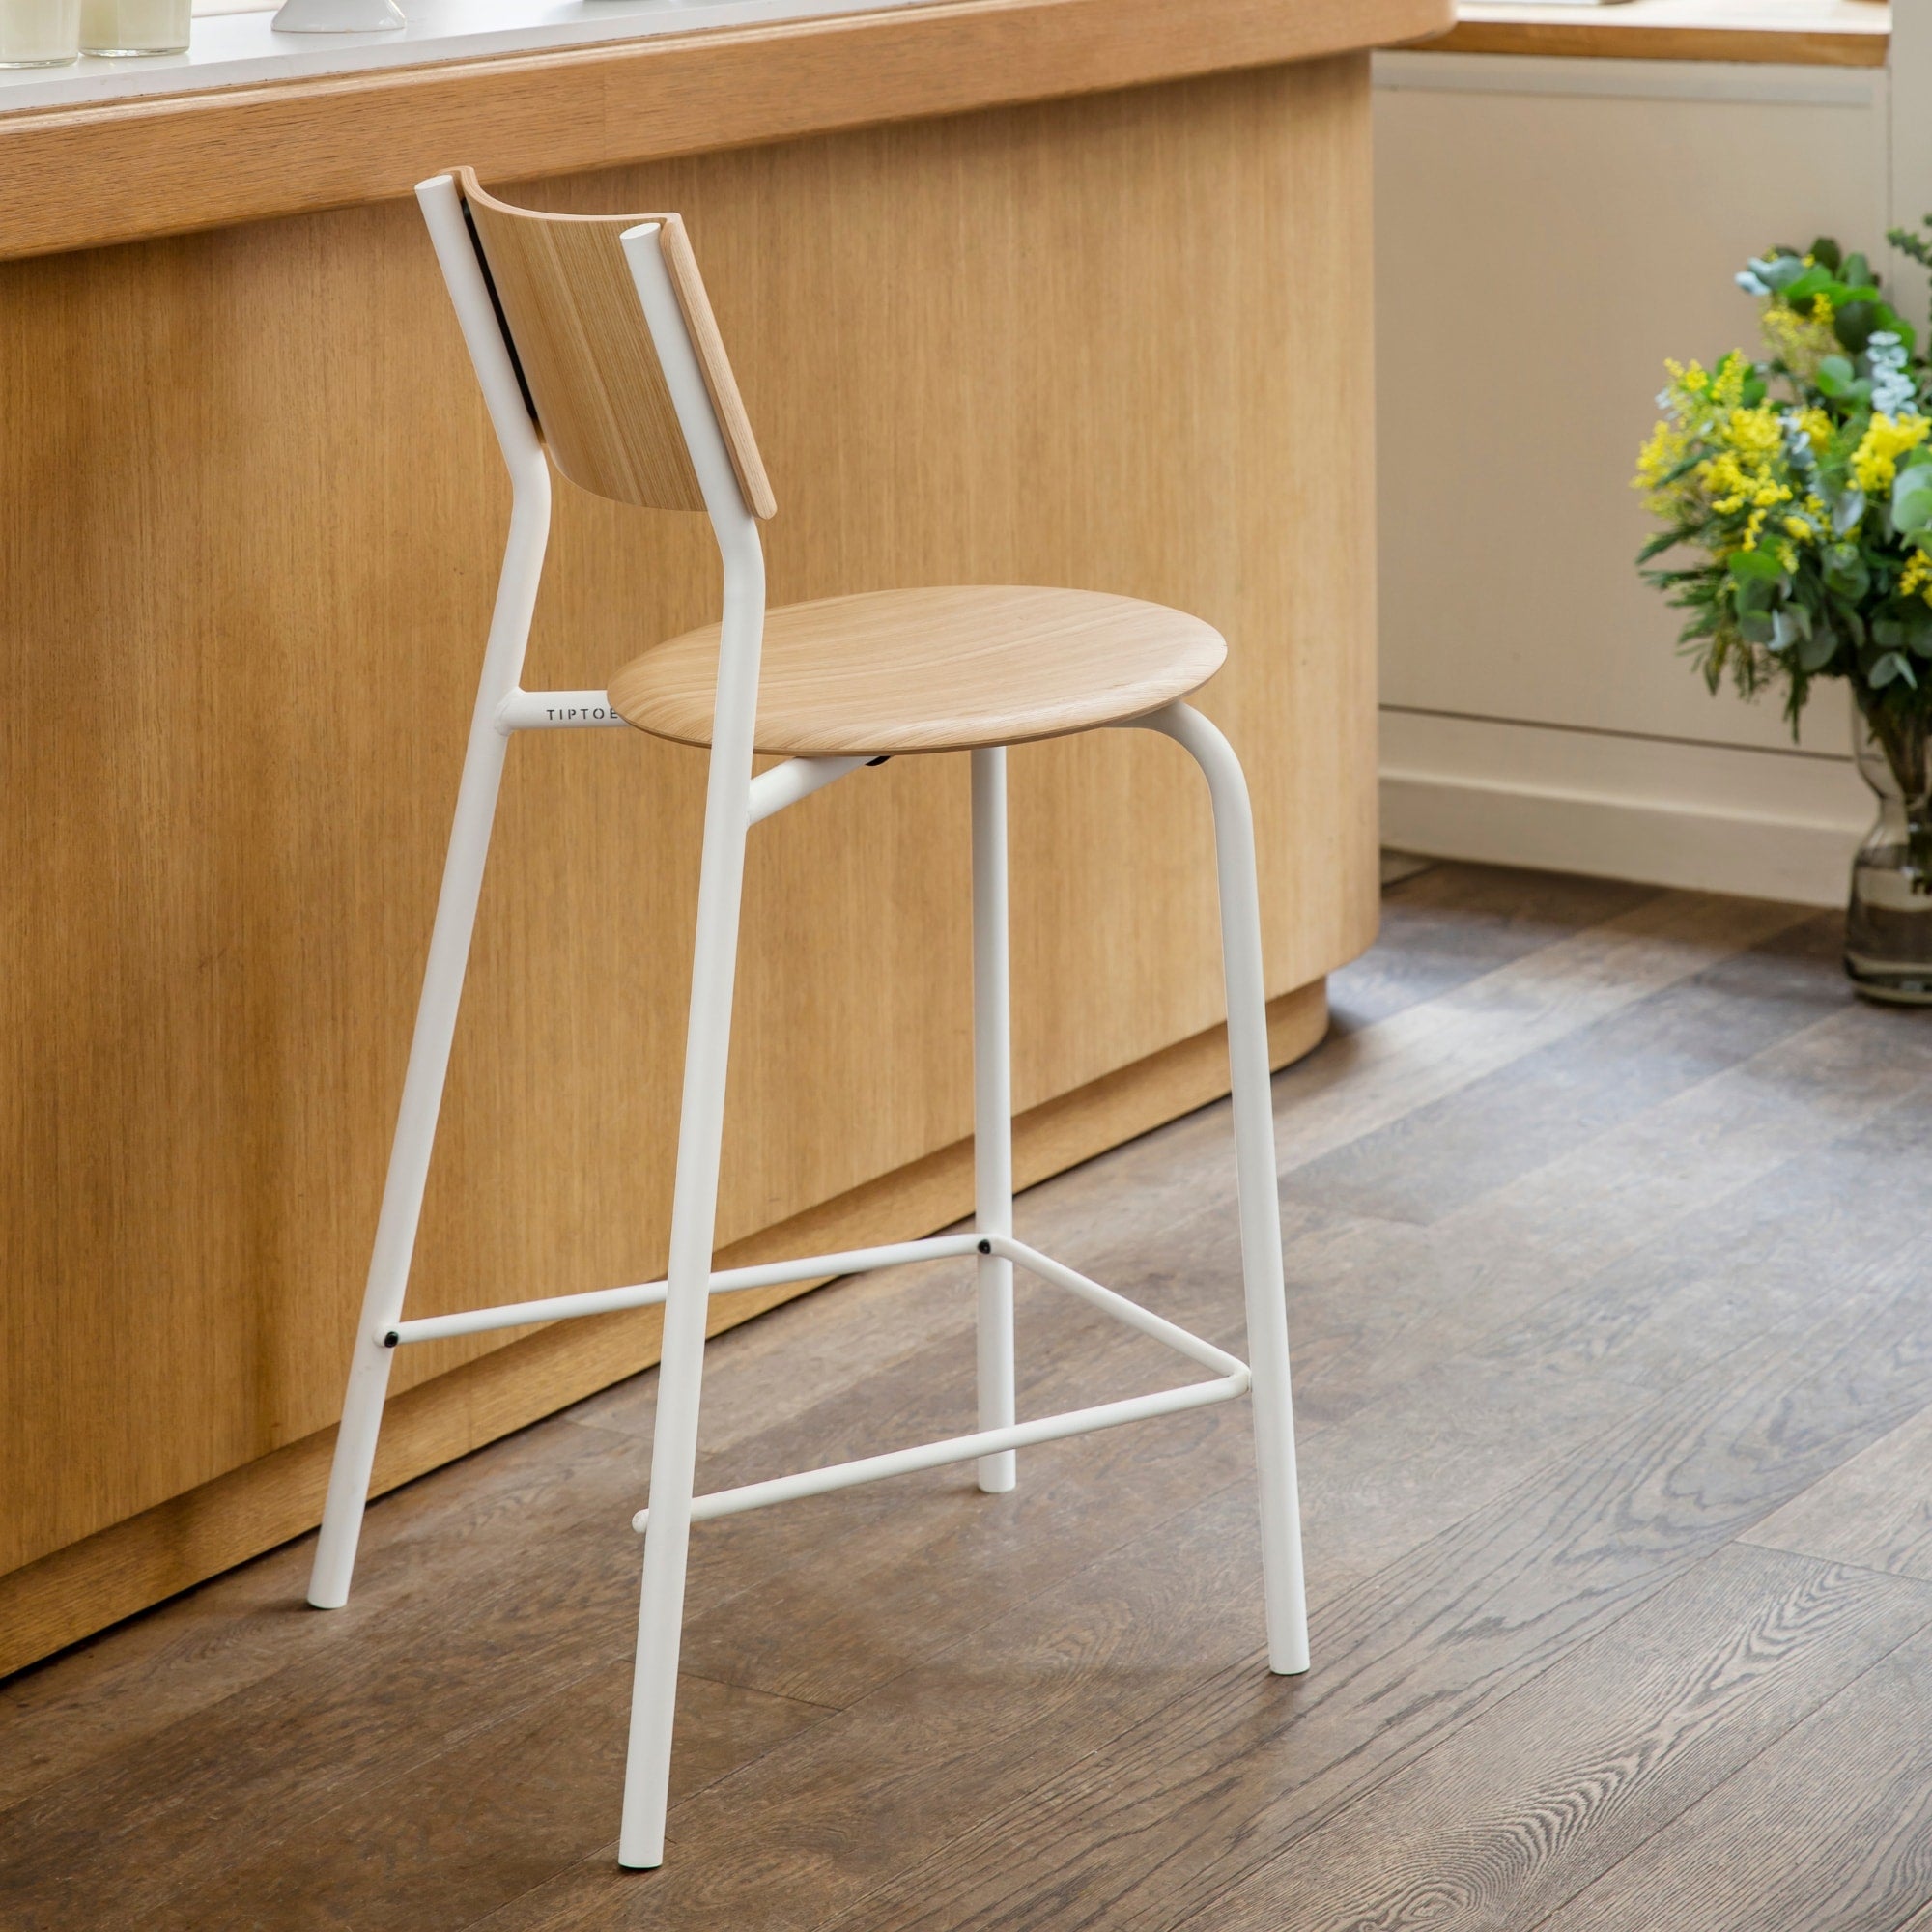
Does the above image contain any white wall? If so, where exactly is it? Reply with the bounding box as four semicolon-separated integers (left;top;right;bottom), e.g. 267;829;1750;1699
1373;49;1893;904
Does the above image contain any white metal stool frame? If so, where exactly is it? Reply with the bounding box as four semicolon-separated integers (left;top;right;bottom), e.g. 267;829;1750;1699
306;172;1310;1872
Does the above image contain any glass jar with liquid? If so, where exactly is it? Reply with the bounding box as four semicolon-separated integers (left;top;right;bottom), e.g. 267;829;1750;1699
0;0;82;65
80;0;187;53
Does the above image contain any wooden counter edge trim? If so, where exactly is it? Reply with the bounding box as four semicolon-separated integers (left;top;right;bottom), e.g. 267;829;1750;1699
0;979;1326;1681
0;0;1451;263
1427;18;1887;66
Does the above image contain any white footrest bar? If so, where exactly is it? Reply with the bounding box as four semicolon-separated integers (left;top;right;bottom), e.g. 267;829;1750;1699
383;1232;982;1348
630;1236;1251;1532
633;1368;1248;1531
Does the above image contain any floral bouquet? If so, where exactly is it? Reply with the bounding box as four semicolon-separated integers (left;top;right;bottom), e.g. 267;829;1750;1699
1635;225;1932;997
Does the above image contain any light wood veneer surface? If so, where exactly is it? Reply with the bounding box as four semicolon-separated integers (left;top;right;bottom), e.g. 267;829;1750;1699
1435;0;1887;66
611;587;1227;756
461;172;778;520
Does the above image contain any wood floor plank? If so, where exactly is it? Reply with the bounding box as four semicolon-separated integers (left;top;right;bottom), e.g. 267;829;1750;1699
669;1319;1268;1710
1531;1624;1932;1932
1260;890;1810;1179
0;1435;665;1924
1329;864;1660;1029
1164;1544;1932;1932
1274;1009;1932;1445
1285;911;1845;1226
1032;889;1805;1268
818;1243;1932;1932
0;1407;643;1812
133;1671;833;1932
463;1483;1280;1930
1743;1400;1932;1584
1466;1096;1932;1397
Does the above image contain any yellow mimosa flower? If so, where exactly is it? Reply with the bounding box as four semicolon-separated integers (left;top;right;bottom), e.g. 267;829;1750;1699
1851;413;1932;494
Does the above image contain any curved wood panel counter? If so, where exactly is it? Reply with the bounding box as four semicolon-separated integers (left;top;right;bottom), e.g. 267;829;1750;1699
0;0;1447;259
0;0;1442;1672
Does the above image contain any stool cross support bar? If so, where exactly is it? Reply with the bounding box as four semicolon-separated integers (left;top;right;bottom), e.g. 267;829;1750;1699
623;1235;1250;1527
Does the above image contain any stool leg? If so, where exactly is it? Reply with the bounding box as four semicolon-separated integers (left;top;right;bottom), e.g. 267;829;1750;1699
307;482;550;1612
1138;703;1309;1675
972;747;1017;1493
619;535;766;1871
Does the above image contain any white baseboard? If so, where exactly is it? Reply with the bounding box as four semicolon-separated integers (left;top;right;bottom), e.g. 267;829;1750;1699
1379;710;1870;909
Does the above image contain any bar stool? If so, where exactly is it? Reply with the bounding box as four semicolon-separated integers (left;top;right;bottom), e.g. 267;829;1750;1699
307;168;1311;1872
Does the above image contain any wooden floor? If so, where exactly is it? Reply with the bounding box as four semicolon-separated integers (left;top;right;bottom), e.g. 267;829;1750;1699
7;861;1932;1931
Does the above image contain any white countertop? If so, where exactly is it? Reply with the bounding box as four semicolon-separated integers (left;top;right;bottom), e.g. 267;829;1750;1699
0;0;926;115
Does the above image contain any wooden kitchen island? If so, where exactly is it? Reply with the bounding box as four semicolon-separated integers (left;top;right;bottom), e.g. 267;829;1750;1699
0;0;1445;1673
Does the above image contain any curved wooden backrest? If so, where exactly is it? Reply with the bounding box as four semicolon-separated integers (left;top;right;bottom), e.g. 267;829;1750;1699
454;169;776;520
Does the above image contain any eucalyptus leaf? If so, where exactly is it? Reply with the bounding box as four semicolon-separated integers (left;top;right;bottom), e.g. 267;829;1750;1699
1836;301;1879;354
1799;628;1838;673
1817;355;1857;397
1827;555;1871;601
1833;489;1867;536
1893;466;1932;535
1782;265;1833;307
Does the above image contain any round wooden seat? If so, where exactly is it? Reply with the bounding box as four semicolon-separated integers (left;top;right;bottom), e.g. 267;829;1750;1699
609;584;1227;757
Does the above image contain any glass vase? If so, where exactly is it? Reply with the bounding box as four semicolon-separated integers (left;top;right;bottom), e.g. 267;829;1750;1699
1845;689;1932;1003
